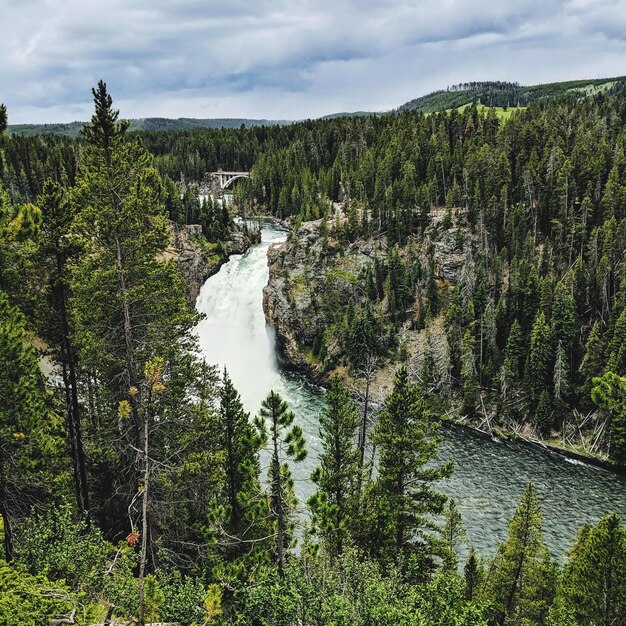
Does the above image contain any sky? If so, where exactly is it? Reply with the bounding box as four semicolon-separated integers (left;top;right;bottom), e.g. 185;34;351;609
1;0;626;124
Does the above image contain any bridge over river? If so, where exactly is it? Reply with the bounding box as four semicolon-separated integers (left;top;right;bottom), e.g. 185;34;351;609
210;170;250;190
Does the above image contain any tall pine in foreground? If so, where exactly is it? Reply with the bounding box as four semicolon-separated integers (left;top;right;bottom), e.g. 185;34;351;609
255;391;306;577
308;375;360;558
68;81;219;624
35;180;90;518
364;366;451;575
482;483;556;626
556;513;626;626
213;369;269;584
0;293;53;561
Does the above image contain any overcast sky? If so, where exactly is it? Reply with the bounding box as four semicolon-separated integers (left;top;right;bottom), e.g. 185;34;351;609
2;0;626;124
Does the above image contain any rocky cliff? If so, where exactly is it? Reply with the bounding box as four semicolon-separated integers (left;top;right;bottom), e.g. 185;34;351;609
263;219;383;375
164;223;260;304
262;213;469;378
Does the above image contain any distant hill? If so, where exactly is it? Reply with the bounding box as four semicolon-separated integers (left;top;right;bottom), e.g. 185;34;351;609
8;117;289;137
8;76;626;136
319;111;379;120
397;77;626;113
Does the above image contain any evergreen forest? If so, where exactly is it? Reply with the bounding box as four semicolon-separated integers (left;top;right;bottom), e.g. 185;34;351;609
1;81;626;625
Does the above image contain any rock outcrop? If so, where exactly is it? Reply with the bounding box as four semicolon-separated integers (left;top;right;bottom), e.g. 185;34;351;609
263;219;387;376
164;223;260;304
262;213;470;376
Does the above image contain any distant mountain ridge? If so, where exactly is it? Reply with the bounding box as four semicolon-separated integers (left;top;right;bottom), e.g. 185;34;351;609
9;76;626;136
8;117;290;137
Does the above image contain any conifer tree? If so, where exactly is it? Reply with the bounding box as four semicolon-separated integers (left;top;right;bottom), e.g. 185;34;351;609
553;340;569;402
35;180;90;517
0;173;41;298
527;312;552;402
366;366;451;572
535;390;554;435
255;391;306;577
0;293;49;561
81;80;129;169
551;281;577;353
607;308;626;375
461;327;478;414
464;549;483;602
215;369;268;568
483;483;556;626
558;514;626;626
580;321;603;400
68;83;216;604
502;320;524;393
441;499;466;573
592;371;626;466
308;375;360;558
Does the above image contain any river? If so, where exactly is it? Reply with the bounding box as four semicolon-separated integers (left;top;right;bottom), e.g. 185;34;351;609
195;223;626;560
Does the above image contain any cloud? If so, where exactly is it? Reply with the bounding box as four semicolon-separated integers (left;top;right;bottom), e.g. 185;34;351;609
1;0;625;123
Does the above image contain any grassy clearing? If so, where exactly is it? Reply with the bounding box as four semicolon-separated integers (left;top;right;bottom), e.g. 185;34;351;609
450;103;527;120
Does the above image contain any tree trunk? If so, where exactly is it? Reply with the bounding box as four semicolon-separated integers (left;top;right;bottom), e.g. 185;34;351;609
358;375;370;476
272;417;285;578
0;456;13;561
56;253;90;518
138;413;149;626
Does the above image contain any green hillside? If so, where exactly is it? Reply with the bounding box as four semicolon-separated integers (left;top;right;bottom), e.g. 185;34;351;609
397;76;626;113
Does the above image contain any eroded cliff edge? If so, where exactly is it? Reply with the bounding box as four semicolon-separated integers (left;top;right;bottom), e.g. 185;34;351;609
165;223;260;304
262;215;466;380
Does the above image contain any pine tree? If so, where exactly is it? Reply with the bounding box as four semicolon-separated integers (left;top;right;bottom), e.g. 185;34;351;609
0;177;41;298
607;308;626;375
503;320;524;392
255;391;306;576
441;499;466;572
551;281;577;353
366;366;451;572
308;375;360;558
80;80;129;169
553;340;569;402
216;369;267;565
592;371;626;466
35;180;90;518
0;104;6;135
68;83;216;620
464;549;483;602
527;312;552;402
535;390;554;435
0;292;49;561
558;514;626;625
580;321;603;400
483;483;556;626
461;327;478;414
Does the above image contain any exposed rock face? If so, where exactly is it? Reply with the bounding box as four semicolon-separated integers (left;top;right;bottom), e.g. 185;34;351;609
431;226;467;282
263;219;387;376
262;214;470;375
165;223;260;304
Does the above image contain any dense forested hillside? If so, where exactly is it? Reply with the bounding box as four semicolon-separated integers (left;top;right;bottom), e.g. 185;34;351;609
228;91;626;468
10;76;625;140
1;84;626;625
397;77;626;112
